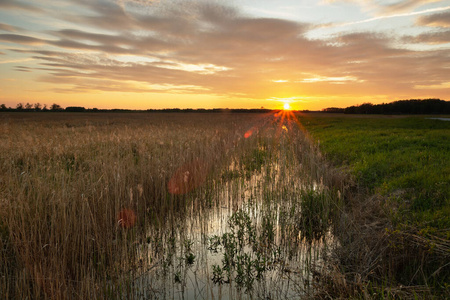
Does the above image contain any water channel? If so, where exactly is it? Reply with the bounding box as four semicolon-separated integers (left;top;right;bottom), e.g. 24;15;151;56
127;128;336;299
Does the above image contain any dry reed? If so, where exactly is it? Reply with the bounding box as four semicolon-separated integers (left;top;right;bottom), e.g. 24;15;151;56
0;112;262;299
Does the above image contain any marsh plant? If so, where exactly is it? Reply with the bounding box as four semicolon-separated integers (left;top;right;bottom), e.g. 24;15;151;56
208;209;281;292
0;113;257;298
299;189;333;241
0;111;340;299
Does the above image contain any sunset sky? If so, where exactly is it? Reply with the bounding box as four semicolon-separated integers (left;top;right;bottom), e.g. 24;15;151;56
0;0;449;110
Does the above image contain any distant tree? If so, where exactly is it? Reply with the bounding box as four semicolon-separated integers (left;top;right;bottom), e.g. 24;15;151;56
34;103;42;111
65;106;86;112
16;103;24;110
344;99;449;114
24;102;33;110
322;107;345;113
50;103;63;111
359;103;373;114
0;104;7;111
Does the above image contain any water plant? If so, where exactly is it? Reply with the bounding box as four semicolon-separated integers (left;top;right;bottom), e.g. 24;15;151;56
299;189;332;241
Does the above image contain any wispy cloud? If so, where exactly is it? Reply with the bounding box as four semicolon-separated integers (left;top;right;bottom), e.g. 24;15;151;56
0;57;34;64
377;0;443;14
0;34;46;45
403;29;450;44
0;23;21;32
321;5;450;28
324;0;444;15
0;0;42;12
299;75;365;84
416;10;450;27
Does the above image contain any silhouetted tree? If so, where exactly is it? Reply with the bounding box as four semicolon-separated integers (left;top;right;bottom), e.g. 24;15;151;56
342;99;449;114
359;103;373;114
24;102;33;110
16;103;24;110
0;104;7;111
322;107;345;113
65;106;86;112
50;103;63;111
34;103;42;111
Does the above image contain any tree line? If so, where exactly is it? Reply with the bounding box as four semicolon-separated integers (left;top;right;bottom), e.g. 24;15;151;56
0;103;276;113
322;99;450;114
3;99;448;114
0;102;66;112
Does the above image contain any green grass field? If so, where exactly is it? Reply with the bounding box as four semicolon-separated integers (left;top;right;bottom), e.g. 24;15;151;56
302;115;450;234
300;113;450;297
300;114;450;236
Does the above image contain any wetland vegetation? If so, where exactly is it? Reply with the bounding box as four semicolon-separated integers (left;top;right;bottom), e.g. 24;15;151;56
0;112;448;299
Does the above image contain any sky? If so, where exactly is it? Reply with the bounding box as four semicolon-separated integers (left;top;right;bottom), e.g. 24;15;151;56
0;0;449;110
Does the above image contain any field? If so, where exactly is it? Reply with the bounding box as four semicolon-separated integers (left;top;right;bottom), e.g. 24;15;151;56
0;112;448;299
301;113;450;297
301;114;450;233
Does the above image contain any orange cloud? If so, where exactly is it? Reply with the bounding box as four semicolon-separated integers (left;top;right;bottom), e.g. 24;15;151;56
416;11;450;27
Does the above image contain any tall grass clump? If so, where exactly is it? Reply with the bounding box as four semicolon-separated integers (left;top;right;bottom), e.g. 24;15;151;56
299;190;333;241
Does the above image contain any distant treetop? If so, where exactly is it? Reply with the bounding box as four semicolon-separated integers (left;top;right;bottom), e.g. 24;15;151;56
323;99;449;114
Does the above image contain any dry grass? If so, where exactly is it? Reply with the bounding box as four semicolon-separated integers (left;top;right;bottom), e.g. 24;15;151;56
0;112;266;299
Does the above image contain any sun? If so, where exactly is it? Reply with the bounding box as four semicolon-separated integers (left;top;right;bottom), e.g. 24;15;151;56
283;102;290;110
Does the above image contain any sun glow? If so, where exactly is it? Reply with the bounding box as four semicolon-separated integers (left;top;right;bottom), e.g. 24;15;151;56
283;102;290;110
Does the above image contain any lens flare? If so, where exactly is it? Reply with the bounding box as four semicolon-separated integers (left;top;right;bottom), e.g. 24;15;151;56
117;208;136;228
168;159;209;195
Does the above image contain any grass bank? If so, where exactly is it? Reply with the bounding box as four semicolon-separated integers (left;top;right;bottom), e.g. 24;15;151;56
300;113;450;297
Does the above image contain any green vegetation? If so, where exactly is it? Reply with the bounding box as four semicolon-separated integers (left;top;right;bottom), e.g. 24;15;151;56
301;115;449;232
301;113;450;296
299;189;333;241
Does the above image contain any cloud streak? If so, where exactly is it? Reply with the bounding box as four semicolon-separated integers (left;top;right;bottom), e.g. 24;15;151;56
404;29;450;44
378;0;443;14
324;5;450;28
416;10;450;27
0;34;46;45
0;0;42;12
325;0;445;15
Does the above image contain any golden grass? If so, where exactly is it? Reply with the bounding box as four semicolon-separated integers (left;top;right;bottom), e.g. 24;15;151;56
0;112;267;299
